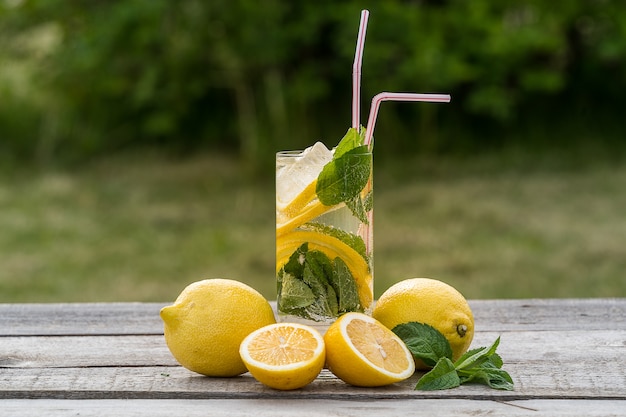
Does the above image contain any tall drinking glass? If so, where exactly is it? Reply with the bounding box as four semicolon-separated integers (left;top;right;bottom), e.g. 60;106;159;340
276;142;373;323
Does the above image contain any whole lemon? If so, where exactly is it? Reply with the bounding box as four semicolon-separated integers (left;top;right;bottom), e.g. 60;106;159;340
372;278;474;367
160;278;276;377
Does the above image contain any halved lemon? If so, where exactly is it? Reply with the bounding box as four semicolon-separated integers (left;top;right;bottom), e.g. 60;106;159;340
324;312;415;387
239;322;326;390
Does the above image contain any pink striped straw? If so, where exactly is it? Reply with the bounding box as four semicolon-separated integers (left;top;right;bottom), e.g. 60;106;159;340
364;92;451;147
352;10;370;129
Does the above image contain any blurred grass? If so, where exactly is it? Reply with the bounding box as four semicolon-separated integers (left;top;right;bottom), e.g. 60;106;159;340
1;146;625;302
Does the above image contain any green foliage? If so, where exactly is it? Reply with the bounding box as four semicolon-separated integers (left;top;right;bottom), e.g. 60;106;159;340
1;150;626;302
1;0;625;165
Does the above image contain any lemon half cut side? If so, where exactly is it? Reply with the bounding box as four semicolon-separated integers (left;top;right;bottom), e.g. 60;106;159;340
324;312;415;387
240;322;326;390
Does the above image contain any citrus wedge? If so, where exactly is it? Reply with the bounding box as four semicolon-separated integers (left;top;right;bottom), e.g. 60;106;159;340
277;179;318;218
276;199;332;237
277;178;337;238
324;312;415;387
276;230;373;309
240;322;326;390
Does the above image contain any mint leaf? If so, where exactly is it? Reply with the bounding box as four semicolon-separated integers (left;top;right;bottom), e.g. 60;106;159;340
345;188;373;225
316;146;371;206
278;272;315;309
344;130;373;223
281;242;307;277
302;250;337;318
362;189;373;212
277;244;338;320
277;241;367;321
415;358;460;391
454;337;514;391
345;194;368;224
331;257;361;313
454;336;501;370
458;361;514;391
487;352;504;369
393;322;453;367
333;127;364;158
392;321;514;391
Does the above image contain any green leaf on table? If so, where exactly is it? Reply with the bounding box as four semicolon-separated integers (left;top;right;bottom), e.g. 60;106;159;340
415;357;460;391
457;360;514;391
485;352;503;369
454;336;501;370
392;321;514;391
393;322;453;367
454;337;514;391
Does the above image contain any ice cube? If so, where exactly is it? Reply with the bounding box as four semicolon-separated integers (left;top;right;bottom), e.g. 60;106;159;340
276;142;333;209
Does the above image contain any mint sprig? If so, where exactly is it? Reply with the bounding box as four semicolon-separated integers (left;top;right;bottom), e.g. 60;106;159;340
277;243;362;321
393;323;514;391
415;358;459;390
393;322;452;368
315;127;372;223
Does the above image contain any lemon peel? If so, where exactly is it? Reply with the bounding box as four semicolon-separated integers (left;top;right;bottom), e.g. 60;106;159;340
160;279;276;377
373;278;474;367
276;199;333;238
278;180;318;218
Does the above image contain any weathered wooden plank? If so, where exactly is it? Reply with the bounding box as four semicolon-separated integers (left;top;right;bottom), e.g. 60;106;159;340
1;330;623;370
0;303;164;336
2;399;626;417
0;335;176;368
472;298;626;331
1;299;625;336
1;365;626;401
1;300;624;415
1;330;625;399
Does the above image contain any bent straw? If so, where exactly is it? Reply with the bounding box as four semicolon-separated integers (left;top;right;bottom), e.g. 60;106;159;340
352;9;370;129
364;92;451;147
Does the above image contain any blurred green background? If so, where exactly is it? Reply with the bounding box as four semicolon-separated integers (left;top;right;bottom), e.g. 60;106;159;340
1;0;625;302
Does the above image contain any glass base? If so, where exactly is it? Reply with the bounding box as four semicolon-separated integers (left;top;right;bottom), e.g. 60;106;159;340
276;309;372;335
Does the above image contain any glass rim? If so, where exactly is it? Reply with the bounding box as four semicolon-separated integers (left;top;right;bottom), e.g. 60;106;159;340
276;149;372;157
276;150;305;157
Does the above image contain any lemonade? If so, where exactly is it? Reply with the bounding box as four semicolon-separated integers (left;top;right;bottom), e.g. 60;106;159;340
276;127;373;323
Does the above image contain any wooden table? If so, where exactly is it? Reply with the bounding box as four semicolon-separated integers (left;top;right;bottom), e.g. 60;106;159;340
1;299;625;416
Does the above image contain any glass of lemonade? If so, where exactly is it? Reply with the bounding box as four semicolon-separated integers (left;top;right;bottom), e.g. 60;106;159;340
276;128;373;323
